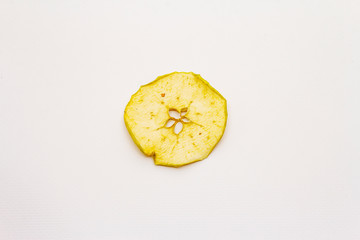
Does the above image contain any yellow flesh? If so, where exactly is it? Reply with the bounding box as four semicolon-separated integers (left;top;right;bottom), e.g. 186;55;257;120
124;72;227;167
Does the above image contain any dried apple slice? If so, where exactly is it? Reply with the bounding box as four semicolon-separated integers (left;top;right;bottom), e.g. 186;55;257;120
124;72;227;167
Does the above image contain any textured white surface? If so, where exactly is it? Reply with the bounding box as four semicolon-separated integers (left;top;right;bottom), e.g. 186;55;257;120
0;1;359;239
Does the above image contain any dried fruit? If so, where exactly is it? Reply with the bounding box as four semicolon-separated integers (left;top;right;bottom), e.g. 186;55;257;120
124;72;227;167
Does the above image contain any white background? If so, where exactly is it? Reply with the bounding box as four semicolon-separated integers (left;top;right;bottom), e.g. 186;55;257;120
1;1;359;239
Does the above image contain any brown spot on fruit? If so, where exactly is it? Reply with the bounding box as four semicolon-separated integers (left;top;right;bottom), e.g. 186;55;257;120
161;93;165;97
199;133;202;135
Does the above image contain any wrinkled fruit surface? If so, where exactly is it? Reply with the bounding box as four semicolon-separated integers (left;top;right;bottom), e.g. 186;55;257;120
124;72;227;167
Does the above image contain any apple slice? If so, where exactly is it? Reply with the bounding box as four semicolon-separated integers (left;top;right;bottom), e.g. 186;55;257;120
124;72;227;167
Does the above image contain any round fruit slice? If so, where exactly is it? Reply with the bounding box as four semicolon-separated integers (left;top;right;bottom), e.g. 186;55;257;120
124;72;227;167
